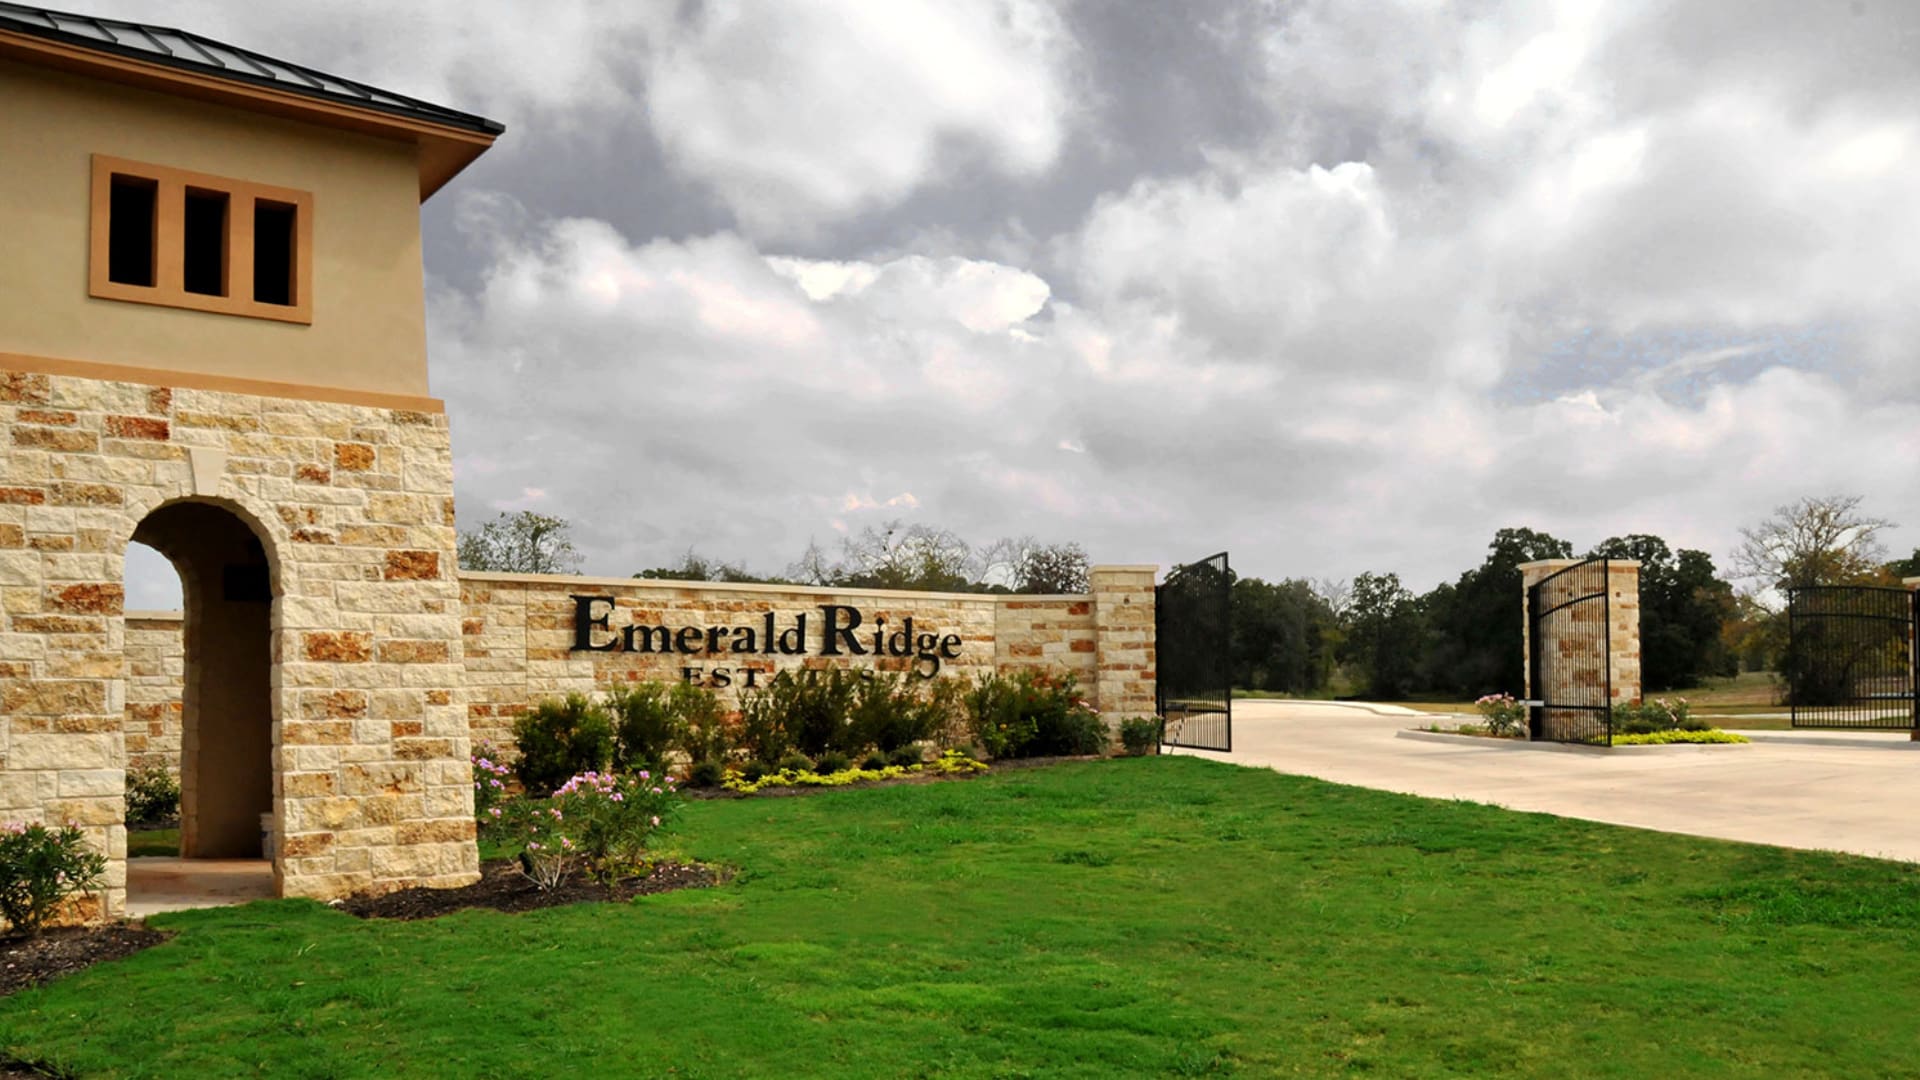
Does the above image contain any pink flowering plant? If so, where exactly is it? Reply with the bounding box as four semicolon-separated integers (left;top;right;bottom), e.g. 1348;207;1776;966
0;822;106;935
1474;693;1527;737
507;769;683;889
470;740;514;841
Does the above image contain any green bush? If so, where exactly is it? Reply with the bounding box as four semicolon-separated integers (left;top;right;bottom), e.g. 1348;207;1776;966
1119;717;1160;756
740;760;770;783
815;750;852;775
511;693;614;796
683;760;726;788
1474;693;1527;737
605;683;685;773
860;751;888;771
124;764;180;825
964;671;1108;759
673;682;735;766
0;823;107;935
737;678;797;765
888;745;924;767
776;751;816;774
1611;697;1701;735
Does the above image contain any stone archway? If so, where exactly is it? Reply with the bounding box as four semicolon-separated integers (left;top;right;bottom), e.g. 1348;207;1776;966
130;499;278;868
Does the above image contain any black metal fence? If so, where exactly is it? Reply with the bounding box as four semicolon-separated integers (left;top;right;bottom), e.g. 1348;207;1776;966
1527;557;1612;746
1157;552;1232;752
1786;586;1917;731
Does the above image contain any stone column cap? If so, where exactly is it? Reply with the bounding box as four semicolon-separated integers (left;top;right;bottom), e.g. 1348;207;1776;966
1902;577;1920;590
1517;558;1641;571
1089;564;1159;573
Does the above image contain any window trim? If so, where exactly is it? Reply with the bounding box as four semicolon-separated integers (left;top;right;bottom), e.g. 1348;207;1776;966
89;154;313;325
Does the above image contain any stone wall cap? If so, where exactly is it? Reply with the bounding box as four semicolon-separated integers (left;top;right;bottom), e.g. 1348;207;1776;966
1090;564;1160;573
1903;577;1920;589
125;609;184;621
457;570;1089;605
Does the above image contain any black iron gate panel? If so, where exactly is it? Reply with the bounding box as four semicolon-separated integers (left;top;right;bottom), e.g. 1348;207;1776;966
1786;586;1917;732
1157;552;1232;752
1527;557;1612;746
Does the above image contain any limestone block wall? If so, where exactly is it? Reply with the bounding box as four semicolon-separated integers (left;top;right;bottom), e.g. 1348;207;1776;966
1520;559;1641;740
993;598;1098;687
1091;566;1158;721
123;610;183;774
0;365;478;917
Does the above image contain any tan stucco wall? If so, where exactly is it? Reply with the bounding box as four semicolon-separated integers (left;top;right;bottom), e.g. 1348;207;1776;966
0;59;432;398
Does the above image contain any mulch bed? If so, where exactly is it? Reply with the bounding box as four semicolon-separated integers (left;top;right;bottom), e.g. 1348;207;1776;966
0;924;170;999
337;859;717;920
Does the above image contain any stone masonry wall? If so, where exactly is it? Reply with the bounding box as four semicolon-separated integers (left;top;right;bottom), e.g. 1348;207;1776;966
0;366;478;918
125;571;1153;768
123;611;183;775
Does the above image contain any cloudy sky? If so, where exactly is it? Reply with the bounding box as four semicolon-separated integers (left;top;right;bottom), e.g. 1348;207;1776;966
117;0;1920;608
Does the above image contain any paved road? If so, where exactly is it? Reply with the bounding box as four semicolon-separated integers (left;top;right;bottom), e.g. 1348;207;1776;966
1169;700;1920;862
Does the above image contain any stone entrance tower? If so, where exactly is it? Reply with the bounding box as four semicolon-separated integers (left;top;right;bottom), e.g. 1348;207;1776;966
0;7;502;915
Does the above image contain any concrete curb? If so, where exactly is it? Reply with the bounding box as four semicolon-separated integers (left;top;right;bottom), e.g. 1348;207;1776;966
1241;699;1455;718
1395;728;1750;753
1727;730;1920;750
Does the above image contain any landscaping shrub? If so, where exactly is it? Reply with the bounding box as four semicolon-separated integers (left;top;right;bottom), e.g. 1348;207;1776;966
513;769;682;888
605;683;685;773
672;682;735;772
1612;729;1748;745
815;751;852;775
470;740;513;839
1610;697;1705;735
124;765;179;825
684;760;726;788
776;751;815;774
0;823;107;935
785;670;859;757
964;671;1108;758
1119;717;1161;756
1474;693;1527;737
737;678;797;765
512;694;615;796
887;745;924;767
860;751;888;771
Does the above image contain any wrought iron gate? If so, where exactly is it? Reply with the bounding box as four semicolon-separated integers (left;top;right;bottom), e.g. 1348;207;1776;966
1786;586;1917;732
1157;552;1232;751
1527;557;1612;746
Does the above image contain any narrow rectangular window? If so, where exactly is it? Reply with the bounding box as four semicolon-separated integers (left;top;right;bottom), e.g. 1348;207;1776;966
182;187;229;297
107;174;156;287
252;200;297;307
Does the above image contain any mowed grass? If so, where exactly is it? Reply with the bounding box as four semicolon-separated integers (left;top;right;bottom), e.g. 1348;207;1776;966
7;758;1920;1078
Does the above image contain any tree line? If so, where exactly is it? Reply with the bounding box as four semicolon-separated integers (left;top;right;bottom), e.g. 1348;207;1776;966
1234;494;1907;701
457;512;1092;594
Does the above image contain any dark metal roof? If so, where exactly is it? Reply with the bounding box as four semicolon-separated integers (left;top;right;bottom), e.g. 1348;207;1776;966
0;1;504;135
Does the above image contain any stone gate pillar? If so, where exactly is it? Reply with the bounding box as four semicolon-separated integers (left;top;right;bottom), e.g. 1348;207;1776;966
1519;560;1641;738
1089;565;1157;730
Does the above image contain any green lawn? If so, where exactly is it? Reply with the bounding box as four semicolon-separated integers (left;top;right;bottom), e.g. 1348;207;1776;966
9;758;1920;1077
126;828;177;857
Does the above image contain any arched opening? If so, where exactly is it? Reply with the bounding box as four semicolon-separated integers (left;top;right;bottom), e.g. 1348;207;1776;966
126;500;277;893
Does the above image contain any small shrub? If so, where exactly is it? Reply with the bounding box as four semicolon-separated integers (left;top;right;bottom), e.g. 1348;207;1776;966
816;750;852;775
737;678;797;765
964;671;1107;759
606;683;685;773
684;760;727;788
776;751;815;774
1610;697;1699;736
512;694;614;796
0;823;107;935
124;765;180;825
542;769;682;885
470;739;514;839
740;760;770;783
888;745;924;768
860;751;888;771
1119;717;1161;756
1474;693;1527;737
673;683;736;767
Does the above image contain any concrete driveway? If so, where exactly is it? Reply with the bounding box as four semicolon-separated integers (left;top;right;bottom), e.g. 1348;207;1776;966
1169;700;1920;862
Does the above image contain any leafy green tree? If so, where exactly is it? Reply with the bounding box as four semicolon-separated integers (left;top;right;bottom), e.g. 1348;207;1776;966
1413;527;1573;698
1231;577;1339;695
456;511;583;575
1588;535;1737;690
1343;571;1425;698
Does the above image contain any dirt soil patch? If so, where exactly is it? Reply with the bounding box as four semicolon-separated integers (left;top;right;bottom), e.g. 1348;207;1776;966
338;859;717;921
0;924;170;999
